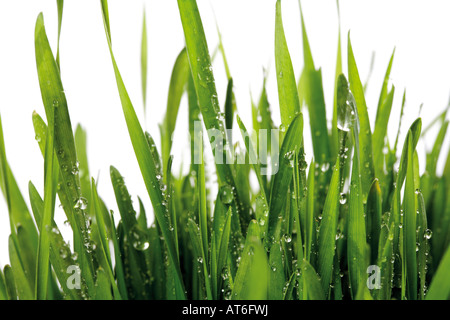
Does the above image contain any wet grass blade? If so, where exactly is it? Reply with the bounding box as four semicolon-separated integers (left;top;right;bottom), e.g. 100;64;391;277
331;2;342;159
404;133;417;300
231;221;268;300
298;1;330;164
275;0;300;131
301;260;325;300
317;156;340;297
177;0;248;229
268;241;285;300
348;33;374;199
100;0;185;299
367;179;382;265
267;114;303;246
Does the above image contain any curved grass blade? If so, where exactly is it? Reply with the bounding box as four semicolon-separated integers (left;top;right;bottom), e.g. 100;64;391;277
8;235;33;300
100;0;185;299
0;269;7;300
56;0;64;69
376;48;395;115
161;48;189;173
0;114;38;254
3;265;17;300
231;221;268;300
317;156;340;297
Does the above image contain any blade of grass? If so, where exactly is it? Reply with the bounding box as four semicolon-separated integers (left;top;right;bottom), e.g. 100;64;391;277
275;0;301;134
426;244;450;300
141;8;148;112
161;48;189;174
100;0;185;299
267;114;303;247
348;33;375;200
231;220;268;300
317;156;340;297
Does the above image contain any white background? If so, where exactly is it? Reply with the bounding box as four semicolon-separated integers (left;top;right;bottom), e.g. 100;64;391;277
0;0;449;265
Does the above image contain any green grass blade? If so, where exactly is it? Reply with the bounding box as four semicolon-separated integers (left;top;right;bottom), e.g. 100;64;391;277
305;161;314;262
404;133;417;300
75;125;91;208
28;181;83;300
161;48;189;173
215;207;232;298
298;2;330;164
8;235;33;300
231;220;268;300
100;0;185;299
0;269;7;300
301;260;325;300
367;179;382;265
331;3;342;160
347;126;367;299
426;245;450;300
3;265;17;300
0;115;38;253
317;156;340;297
376;48;395;115
275;0;301;132
56;0;64;69
267;114;303;246
348;33;375;200
268;241;285;300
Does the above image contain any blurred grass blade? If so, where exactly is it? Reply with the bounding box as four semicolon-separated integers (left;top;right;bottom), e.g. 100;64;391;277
56;0;64;69
426;245;450;300
8;236;33;300
3;265;17;300
331;1;342;159
141;8;148;111
376;48;395;114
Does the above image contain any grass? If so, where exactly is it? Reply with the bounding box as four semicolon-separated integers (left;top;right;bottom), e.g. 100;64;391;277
0;0;449;300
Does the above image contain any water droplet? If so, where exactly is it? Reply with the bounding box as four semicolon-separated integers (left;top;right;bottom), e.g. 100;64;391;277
130;225;150;251
339;193;347;204
219;185;234;204
279;124;286;132
73;197;88;210
53;99;59;108
424;229;432;240
197;257;203;264
321;162;330;172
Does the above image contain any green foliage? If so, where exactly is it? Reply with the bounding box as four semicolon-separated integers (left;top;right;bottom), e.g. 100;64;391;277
0;0;448;300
